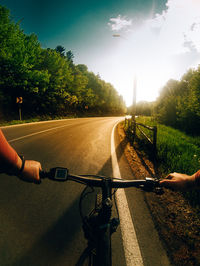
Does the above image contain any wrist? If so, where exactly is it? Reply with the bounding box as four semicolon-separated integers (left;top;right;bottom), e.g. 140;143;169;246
194;170;200;187
188;174;196;188
18;155;25;174
13;155;25;176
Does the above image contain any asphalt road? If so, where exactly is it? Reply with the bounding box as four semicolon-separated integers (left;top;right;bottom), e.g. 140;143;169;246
0;117;171;266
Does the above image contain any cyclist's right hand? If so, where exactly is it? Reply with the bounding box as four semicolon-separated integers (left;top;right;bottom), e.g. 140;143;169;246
160;172;196;191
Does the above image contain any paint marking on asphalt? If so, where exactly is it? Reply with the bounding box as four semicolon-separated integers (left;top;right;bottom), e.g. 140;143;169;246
8;124;72;143
0;118;76;129
111;122;144;266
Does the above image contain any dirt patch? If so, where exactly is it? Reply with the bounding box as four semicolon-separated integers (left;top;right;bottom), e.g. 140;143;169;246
117;123;200;266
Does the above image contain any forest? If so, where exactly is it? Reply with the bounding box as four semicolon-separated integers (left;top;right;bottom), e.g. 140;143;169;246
153;68;200;134
0;5;126;121
135;67;200;135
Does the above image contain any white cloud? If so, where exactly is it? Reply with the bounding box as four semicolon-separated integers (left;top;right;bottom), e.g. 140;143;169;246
103;0;200;105
108;15;132;31
148;0;200;54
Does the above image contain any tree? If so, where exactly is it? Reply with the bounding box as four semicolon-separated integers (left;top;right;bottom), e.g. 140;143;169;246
0;4;126;119
154;67;200;134
136;101;153;116
154;79;180;126
66;50;74;63
0;6;46;116
55;45;66;57
37;48;74;114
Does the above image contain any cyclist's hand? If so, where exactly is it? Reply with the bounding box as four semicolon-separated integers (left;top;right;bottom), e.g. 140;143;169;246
160;172;195;191
19;160;42;184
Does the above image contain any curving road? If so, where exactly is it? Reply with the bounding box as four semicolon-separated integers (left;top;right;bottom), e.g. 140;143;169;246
0;117;170;266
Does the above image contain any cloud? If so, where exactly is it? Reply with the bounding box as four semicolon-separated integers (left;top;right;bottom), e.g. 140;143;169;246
144;0;200;78
148;0;200;54
108;15;132;31
104;0;200;104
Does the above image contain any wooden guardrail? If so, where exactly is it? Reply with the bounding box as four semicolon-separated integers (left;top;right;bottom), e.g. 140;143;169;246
124;117;157;153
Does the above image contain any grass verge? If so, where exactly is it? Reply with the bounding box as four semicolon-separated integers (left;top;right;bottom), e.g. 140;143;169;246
127;116;200;208
0;115;77;127
134;116;200;175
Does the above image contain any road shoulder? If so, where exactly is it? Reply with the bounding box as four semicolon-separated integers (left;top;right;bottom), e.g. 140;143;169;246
115;123;171;266
117;122;200;266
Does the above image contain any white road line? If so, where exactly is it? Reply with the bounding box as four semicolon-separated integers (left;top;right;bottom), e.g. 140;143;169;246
8;124;72;143
111;122;144;266
0;118;76;129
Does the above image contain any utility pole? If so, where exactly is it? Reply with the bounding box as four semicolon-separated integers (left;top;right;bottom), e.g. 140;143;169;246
131;76;137;141
112;34;137;117
132;76;137;119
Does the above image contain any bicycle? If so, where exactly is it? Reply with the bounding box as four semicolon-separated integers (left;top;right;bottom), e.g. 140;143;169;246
40;167;163;266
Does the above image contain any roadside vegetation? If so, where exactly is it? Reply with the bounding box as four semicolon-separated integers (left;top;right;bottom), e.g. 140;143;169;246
0;5;126;123
0;115;77;127
125;60;200;209
125;116;200;208
130;63;200;136
134;116;200;176
124;57;200;265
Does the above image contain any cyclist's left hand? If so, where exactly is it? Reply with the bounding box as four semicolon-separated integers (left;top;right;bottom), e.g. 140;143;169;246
19;160;42;184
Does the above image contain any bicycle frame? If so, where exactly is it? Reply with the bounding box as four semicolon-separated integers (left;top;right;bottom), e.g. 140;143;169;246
76;177;114;266
96;177;113;266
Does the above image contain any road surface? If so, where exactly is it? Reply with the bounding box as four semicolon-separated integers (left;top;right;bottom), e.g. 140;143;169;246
0;117;171;266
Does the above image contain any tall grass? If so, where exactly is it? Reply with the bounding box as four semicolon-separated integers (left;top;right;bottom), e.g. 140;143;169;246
134;116;200;175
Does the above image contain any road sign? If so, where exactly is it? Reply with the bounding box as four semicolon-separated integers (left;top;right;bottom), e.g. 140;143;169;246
16;97;23;104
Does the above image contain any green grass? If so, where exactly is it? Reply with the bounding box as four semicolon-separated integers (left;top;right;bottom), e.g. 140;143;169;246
125;116;200;207
0;115;77;127
134;116;200;175
0;118;40;126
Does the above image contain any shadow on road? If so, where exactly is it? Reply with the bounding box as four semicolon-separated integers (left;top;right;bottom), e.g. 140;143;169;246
97;136;128;177
14;130;128;266
134;148;159;177
14;195;83;266
119;125;159;177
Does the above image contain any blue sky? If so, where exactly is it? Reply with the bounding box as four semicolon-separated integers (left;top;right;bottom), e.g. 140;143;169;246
2;0;200;106
1;0;166;52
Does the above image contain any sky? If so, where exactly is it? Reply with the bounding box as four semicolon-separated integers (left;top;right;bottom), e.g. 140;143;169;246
1;0;200;106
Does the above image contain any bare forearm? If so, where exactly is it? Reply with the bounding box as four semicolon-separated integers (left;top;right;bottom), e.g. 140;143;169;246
194;170;200;187
0;129;41;183
0;129;20;174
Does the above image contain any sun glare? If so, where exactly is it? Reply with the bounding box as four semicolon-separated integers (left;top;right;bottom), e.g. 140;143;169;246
103;0;200;106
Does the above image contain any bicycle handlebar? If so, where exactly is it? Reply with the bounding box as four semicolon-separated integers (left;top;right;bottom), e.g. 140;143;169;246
40;167;164;194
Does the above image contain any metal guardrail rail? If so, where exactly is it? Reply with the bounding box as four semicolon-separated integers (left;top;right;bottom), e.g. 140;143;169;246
124;117;157;153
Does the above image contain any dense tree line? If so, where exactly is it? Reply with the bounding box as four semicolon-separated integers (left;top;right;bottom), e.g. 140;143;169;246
0;5;126;120
154;67;200;134
128;67;200;135
127;101;153;116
